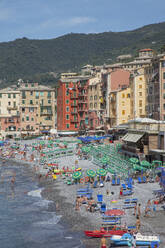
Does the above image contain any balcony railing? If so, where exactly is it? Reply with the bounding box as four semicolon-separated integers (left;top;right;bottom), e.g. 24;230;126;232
70;94;78;99
71;118;78;123
40;112;53;116
7;106;18;110
71;103;78;107
71;112;78;115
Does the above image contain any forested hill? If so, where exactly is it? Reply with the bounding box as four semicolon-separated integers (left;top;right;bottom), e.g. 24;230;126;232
1;21;165;87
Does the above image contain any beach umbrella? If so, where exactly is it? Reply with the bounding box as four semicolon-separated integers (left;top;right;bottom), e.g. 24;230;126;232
105;209;125;216
140;160;151;168
86;169;96;178
96;168;107;176
129;157;139;164
72;171;82;180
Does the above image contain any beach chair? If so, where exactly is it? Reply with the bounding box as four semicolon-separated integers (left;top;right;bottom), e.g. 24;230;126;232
123;190;133;196
143;176;147;183
116;177;120;185
100;203;106;213
97;194;103;204
100;180;104;187
93;180;98;188
112;178;116;186
121;183;127;190
138;176;142;183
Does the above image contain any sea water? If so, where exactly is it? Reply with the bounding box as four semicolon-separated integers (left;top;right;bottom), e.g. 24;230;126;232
0;161;84;248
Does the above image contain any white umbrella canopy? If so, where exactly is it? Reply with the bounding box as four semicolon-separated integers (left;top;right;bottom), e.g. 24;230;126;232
50;129;57;134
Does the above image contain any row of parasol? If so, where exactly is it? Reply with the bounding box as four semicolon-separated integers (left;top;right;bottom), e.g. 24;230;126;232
72;168;107;180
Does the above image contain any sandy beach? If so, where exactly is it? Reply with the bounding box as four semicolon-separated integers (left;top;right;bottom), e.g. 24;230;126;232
1;138;165;247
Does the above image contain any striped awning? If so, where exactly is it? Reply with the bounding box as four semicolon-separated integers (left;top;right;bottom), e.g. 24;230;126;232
122;133;144;143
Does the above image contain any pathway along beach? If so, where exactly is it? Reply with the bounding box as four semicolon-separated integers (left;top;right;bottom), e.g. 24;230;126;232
0;138;165;247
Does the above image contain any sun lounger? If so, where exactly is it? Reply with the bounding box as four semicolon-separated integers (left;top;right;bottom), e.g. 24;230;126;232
93;180;98;188
124;198;138;204
138;176;142;183
121;183;127;190
100;203;106;213
123;190;133;196
123;203;136;209
97;194;103;203
116;177;120;185
112;178;116;186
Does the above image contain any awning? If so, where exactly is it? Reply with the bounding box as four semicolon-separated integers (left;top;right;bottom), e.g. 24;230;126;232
122;133;144;143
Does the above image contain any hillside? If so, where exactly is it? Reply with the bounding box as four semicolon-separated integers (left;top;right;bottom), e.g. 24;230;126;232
0;21;165;87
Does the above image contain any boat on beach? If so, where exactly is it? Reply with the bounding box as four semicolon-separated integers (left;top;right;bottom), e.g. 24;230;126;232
110;232;160;246
84;228;127;238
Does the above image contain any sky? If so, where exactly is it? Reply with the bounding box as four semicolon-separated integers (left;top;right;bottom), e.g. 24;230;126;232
0;0;165;42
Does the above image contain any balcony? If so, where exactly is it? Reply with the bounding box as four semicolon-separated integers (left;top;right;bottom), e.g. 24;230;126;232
71;112;78;115
71;118;78;123
7;106;18;110
70;94;78;99
71;103;78;107
40;112;53;116
78;100;86;104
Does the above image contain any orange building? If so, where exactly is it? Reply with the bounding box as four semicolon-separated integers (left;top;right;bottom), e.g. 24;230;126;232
57;76;89;134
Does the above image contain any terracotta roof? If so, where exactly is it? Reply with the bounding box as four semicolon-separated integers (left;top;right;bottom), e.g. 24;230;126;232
139;48;153;52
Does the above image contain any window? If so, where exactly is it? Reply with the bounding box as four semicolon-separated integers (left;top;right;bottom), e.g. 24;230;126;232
25;83;28;87
13;102;16;108
66;89;69;96
122;110;125;115
30;100;33;105
163;94;165;99
30;91;33;96
66;114;69;120
0;93;2;98
90;96;93;100
94;103;97;108
94;95;97;100
66;124;70;129
66;106;69;112
122;94;125;98
31;83;34;87
66;100;69;104
163;72;165;79
29;107;34;112
66;83;69;88
48;100;51;104
47;92;51;98
22;107;25;112
139;109;142;114
139;100;142;107
8;94;11;98
13;94;16;98
164;83;165;90
164;115;165;120
163;104;165;110
22;100;25;104
139;92;142;96
0;101;1;106
36;92;39;98
31;117;34;121
162;61;165;67
139;85;142;89
90;103;93;108
139;77;143;80
22;117;24;122
75;123;78;128
22;91;26;99
8;102;11;106
40;92;44;97
127;94;130;98
26;116;29;121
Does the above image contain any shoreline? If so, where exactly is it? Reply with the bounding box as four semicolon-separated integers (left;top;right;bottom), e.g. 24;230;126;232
0;156;100;248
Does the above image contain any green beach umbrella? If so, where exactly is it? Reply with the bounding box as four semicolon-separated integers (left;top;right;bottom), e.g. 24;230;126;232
86;169;96;178
129;157;139;164
72;171;82;180
140;160;151;168
96;168;107;176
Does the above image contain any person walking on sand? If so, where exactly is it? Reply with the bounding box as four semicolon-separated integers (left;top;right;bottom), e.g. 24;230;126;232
133;202;137;216
137;203;141;217
100;236;107;248
144;199;152;217
136;215;141;233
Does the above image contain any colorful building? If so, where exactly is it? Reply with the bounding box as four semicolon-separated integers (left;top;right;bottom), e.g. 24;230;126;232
130;68;147;119
0;86;20;138
159;55;165;120
19;82;56;136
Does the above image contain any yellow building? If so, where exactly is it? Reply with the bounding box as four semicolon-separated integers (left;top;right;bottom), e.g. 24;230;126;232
88;73;104;129
19;82;56;135
130;68;147;119
0;86;20;116
109;87;131;127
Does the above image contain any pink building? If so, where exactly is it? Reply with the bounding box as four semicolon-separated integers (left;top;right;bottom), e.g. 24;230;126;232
110;69;130;91
0;115;20;138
